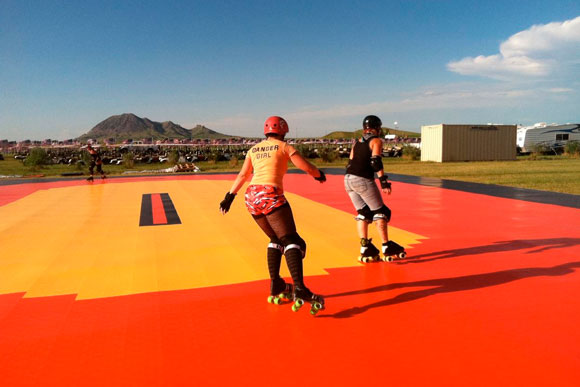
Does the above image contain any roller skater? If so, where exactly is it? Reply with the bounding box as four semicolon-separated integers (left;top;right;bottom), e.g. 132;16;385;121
292;285;325;316
219;116;327;316
358;237;381;263
382;240;407;262
84;141;106;182
344;115;407;263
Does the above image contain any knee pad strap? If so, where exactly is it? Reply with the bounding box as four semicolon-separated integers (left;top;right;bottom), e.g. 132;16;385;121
268;242;284;252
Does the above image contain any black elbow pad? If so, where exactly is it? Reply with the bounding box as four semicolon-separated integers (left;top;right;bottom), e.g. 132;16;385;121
370;156;383;172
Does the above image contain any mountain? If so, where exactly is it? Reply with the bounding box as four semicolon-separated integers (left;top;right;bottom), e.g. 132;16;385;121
76;113;232;142
190;124;231;139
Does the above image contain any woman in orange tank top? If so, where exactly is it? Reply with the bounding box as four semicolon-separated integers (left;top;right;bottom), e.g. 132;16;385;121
219;116;327;315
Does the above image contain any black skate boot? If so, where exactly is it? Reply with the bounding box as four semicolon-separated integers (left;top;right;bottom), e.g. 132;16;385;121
267;278;293;305
382;240;407;262
101;174;107;180
292;285;325;315
358;238;381;263
86;176;94;182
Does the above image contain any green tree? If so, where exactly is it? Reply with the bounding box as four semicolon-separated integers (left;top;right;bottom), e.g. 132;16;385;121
24;148;49;170
123;152;135;168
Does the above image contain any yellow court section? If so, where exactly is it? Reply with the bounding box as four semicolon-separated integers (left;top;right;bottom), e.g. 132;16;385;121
0;180;425;300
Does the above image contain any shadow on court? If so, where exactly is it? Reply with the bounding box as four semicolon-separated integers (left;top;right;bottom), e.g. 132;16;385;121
396;237;580;265
321;261;580;319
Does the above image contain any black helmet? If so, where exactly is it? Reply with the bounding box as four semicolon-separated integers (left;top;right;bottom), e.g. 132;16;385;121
363;115;382;130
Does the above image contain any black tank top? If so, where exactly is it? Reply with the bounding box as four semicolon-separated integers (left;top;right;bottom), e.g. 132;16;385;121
346;140;374;179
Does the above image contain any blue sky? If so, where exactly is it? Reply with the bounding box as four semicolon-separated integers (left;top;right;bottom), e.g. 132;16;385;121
1;0;579;140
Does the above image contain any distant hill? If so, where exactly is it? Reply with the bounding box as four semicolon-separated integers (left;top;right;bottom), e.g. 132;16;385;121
76;113;232;142
190;124;232;139
323;127;421;139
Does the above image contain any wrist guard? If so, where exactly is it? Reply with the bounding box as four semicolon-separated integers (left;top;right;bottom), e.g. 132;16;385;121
314;170;326;182
379;175;391;190
219;192;236;213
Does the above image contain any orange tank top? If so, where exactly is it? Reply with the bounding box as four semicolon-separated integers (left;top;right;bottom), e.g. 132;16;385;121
247;138;297;190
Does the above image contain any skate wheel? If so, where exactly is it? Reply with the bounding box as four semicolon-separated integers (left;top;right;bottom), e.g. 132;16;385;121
310;308;318;316
399;252;407;259
292;299;304;312
267;296;274;304
357;256;364;262
386;256;394;262
274;297;282;305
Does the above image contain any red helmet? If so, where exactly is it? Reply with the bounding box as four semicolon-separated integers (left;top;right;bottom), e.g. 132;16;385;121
264;116;289;136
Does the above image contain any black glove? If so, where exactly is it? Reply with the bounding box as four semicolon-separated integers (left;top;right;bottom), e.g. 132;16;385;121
314;169;326;182
379;175;391;190
219;192;236;213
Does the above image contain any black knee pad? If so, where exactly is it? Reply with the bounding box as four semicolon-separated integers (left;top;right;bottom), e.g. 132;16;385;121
268;237;284;253
355;205;373;223
280;233;306;258
372;205;391;222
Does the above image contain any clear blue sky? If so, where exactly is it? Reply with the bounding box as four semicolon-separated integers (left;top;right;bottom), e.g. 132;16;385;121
1;0;579;140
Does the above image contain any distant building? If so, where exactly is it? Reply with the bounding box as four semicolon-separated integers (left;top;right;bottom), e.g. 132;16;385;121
421;124;517;162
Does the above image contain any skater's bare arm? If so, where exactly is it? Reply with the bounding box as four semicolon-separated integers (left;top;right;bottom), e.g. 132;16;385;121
228;157;253;194
290;152;324;180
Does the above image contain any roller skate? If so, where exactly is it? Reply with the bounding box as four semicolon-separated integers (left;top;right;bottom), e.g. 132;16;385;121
267;278;293;305
86;176;94;182
101;174;107;180
358;238;381;263
382;240;407;262
291;285;325;316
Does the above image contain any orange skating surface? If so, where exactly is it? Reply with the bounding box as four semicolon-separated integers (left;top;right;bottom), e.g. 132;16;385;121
0;174;579;386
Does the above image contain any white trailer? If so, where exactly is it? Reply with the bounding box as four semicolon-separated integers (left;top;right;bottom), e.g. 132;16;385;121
516;123;580;153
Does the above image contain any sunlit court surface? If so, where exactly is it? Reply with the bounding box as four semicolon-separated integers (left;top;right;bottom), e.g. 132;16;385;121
0;172;579;386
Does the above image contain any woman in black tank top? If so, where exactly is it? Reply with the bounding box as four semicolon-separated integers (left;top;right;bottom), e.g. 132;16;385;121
344;115;406;262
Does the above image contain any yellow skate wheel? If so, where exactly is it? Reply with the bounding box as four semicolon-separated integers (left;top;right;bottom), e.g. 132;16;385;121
399;252;407;259
292;299;304;312
267;296;274;303
274;297;282;305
